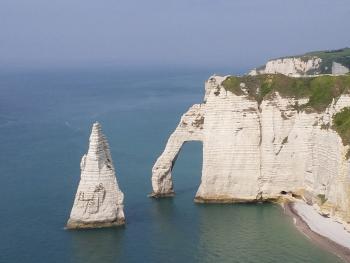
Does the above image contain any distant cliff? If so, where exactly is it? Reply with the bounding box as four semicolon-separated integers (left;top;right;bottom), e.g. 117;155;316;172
151;50;350;229
249;48;350;76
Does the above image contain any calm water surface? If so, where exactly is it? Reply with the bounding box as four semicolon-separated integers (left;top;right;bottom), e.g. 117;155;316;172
0;67;343;263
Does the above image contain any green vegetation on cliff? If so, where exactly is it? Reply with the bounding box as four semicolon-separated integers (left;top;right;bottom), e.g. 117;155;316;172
333;107;350;158
305;47;350;60
317;194;328;204
222;74;350;112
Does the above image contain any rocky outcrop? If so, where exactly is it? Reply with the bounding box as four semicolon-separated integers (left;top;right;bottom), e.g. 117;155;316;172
151;75;350;228
67;122;125;229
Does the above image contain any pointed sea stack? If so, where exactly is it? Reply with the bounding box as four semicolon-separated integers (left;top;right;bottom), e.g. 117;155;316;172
66;122;125;229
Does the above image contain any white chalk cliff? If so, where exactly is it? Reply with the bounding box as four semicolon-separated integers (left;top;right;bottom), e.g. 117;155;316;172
151;75;350;229
332;62;350;75
249;57;322;77
249;48;350;76
67;122;125;229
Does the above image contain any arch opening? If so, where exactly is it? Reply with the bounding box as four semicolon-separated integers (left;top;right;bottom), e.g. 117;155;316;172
171;141;203;197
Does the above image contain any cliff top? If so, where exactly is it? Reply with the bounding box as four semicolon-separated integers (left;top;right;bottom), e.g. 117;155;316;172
278;47;350;59
222;73;350;112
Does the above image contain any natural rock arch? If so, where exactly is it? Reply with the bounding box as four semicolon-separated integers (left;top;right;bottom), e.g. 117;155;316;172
150;104;205;197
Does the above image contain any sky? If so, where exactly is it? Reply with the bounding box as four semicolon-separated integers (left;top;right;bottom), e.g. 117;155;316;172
0;0;349;70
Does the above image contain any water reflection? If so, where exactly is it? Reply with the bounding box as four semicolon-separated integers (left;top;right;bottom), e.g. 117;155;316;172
69;228;125;263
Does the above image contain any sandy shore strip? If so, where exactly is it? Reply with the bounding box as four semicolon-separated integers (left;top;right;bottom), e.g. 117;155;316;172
284;201;350;262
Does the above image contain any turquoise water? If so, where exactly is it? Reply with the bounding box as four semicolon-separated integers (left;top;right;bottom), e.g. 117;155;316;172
0;68;343;263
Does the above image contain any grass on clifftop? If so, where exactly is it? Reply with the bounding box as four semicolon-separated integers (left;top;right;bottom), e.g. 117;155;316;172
304;47;350;61
222;74;350;112
333;107;350;158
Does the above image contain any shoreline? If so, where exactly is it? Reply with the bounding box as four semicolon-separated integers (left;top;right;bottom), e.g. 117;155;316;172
284;201;350;262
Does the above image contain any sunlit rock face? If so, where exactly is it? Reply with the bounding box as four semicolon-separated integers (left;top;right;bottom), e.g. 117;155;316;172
249;57;322;77
67;122;125;229
151;75;350;228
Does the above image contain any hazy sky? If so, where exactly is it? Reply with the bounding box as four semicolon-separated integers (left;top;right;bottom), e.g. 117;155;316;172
0;0;349;70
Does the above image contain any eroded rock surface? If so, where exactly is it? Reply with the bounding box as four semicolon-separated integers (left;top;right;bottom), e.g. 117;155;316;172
67;122;125;229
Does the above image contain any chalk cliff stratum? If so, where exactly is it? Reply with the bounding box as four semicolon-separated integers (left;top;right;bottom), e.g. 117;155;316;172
151;48;350;228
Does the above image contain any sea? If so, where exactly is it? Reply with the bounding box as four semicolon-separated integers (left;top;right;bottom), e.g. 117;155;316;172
0;67;343;263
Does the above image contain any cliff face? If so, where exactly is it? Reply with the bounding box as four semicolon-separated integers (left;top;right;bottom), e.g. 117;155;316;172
249;48;350;76
151;75;350;227
249;57;322;76
67;122;125;229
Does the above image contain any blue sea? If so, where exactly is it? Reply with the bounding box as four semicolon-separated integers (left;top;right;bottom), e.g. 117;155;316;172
0;67;343;263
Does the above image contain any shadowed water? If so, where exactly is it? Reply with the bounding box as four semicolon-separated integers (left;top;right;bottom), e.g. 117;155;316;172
0;68;343;263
